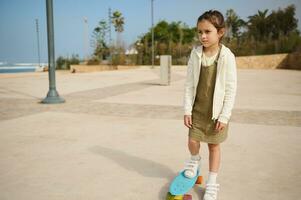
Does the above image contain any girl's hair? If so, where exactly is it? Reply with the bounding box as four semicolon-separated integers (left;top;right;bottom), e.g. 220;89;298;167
197;10;226;40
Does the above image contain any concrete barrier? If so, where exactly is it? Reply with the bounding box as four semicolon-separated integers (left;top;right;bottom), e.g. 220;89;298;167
160;55;171;85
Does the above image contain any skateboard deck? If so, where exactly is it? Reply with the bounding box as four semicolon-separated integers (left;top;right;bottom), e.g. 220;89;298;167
166;170;202;199
170;170;200;195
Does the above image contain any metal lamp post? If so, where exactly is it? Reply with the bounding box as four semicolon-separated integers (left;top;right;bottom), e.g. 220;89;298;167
83;17;89;62
35;19;41;68
42;0;65;104
151;0;154;68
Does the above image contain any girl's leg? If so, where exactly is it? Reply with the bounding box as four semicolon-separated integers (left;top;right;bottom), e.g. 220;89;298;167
203;143;221;200
184;137;201;178
188;137;201;155
208;143;220;172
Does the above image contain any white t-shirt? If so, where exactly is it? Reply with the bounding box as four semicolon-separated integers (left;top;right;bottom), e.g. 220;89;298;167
201;51;218;67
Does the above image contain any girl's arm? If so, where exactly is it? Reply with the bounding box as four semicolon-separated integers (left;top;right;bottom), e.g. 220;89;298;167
218;53;237;124
183;49;195;116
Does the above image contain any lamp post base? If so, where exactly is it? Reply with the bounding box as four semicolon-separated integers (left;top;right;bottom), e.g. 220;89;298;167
41;89;65;104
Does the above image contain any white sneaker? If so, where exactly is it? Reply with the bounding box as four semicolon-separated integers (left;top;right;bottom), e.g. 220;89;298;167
203;181;220;200
183;158;201;178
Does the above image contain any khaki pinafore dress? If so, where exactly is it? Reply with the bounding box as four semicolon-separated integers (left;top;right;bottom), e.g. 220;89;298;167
189;47;229;144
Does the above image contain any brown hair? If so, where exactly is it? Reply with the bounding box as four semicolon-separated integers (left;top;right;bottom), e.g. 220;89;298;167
197;10;226;40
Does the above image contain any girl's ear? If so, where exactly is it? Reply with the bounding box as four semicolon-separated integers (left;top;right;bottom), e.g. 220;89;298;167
218;28;225;38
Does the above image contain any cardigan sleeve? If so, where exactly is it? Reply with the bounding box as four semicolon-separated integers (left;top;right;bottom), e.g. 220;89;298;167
183;49;195;115
218;52;237;124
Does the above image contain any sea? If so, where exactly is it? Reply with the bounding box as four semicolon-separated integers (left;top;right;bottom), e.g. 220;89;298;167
0;62;47;74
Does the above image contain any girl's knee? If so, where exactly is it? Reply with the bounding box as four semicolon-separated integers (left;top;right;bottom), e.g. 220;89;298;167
188;137;199;144
188;137;200;146
208;143;220;151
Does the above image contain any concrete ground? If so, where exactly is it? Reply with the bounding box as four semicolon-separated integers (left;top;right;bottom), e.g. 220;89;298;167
0;66;300;200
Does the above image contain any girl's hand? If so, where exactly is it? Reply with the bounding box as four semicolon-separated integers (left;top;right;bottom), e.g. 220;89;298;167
215;121;226;132
184;115;192;128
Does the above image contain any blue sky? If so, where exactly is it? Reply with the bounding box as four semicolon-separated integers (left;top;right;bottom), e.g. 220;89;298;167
0;0;300;63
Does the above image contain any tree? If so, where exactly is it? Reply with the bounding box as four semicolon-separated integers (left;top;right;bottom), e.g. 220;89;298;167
133;4;301;63
267;5;298;39
247;9;269;41
135;20;196;64
154;20;169;43
111;10;125;48
225;9;246;39
91;20;109;61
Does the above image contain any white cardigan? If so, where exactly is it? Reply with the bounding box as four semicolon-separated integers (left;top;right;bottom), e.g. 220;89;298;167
183;44;237;124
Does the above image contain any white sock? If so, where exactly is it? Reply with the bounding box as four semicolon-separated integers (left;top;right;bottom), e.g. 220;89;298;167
207;171;218;183
184;154;201;178
191;154;201;161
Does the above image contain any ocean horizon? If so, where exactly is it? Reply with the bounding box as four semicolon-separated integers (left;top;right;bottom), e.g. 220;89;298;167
0;62;48;74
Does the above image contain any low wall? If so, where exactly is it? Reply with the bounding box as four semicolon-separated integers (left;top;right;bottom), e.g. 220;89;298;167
236;52;301;70
70;65;138;73
283;52;301;70
70;53;301;72
177;52;300;70
236;53;287;69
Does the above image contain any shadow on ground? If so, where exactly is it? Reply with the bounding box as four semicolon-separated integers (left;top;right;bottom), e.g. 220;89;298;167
89;145;204;199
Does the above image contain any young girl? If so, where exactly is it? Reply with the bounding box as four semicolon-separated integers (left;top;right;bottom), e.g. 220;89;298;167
183;10;237;200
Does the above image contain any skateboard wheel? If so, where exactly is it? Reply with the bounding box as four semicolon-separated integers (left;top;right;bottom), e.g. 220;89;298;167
166;192;172;200
195;176;203;184
166;192;183;200
183;194;192;200
174;195;184;200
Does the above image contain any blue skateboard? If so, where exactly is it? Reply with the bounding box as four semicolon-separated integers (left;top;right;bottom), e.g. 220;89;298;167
166;170;203;200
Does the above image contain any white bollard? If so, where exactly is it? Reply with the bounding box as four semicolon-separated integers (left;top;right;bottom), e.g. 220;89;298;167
160;55;171;85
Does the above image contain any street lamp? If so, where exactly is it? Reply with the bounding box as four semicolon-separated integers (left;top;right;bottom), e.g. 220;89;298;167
151;0;154;68
35;19;41;68
42;0;65;104
83;17;89;62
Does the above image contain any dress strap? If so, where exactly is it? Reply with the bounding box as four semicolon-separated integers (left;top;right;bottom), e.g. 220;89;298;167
214;44;222;64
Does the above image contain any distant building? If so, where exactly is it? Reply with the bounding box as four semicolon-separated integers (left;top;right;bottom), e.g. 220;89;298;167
125;46;138;55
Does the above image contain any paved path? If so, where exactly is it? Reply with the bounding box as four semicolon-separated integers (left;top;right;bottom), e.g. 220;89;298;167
0;67;300;200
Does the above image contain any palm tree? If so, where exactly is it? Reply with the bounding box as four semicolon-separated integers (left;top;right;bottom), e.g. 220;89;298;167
91;20;109;61
247;9;269;41
225;9;246;39
93;20;108;45
111;10;125;48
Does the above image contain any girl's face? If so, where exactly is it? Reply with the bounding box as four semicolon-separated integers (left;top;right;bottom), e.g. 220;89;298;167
197;19;224;48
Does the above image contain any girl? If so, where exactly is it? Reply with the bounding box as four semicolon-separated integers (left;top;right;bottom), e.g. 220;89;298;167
183;10;237;200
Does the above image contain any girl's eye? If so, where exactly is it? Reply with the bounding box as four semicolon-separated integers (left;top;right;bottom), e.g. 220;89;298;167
198;30;210;34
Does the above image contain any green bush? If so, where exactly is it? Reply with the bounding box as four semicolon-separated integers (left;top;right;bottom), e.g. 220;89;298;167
56;54;80;70
87;57;100;65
